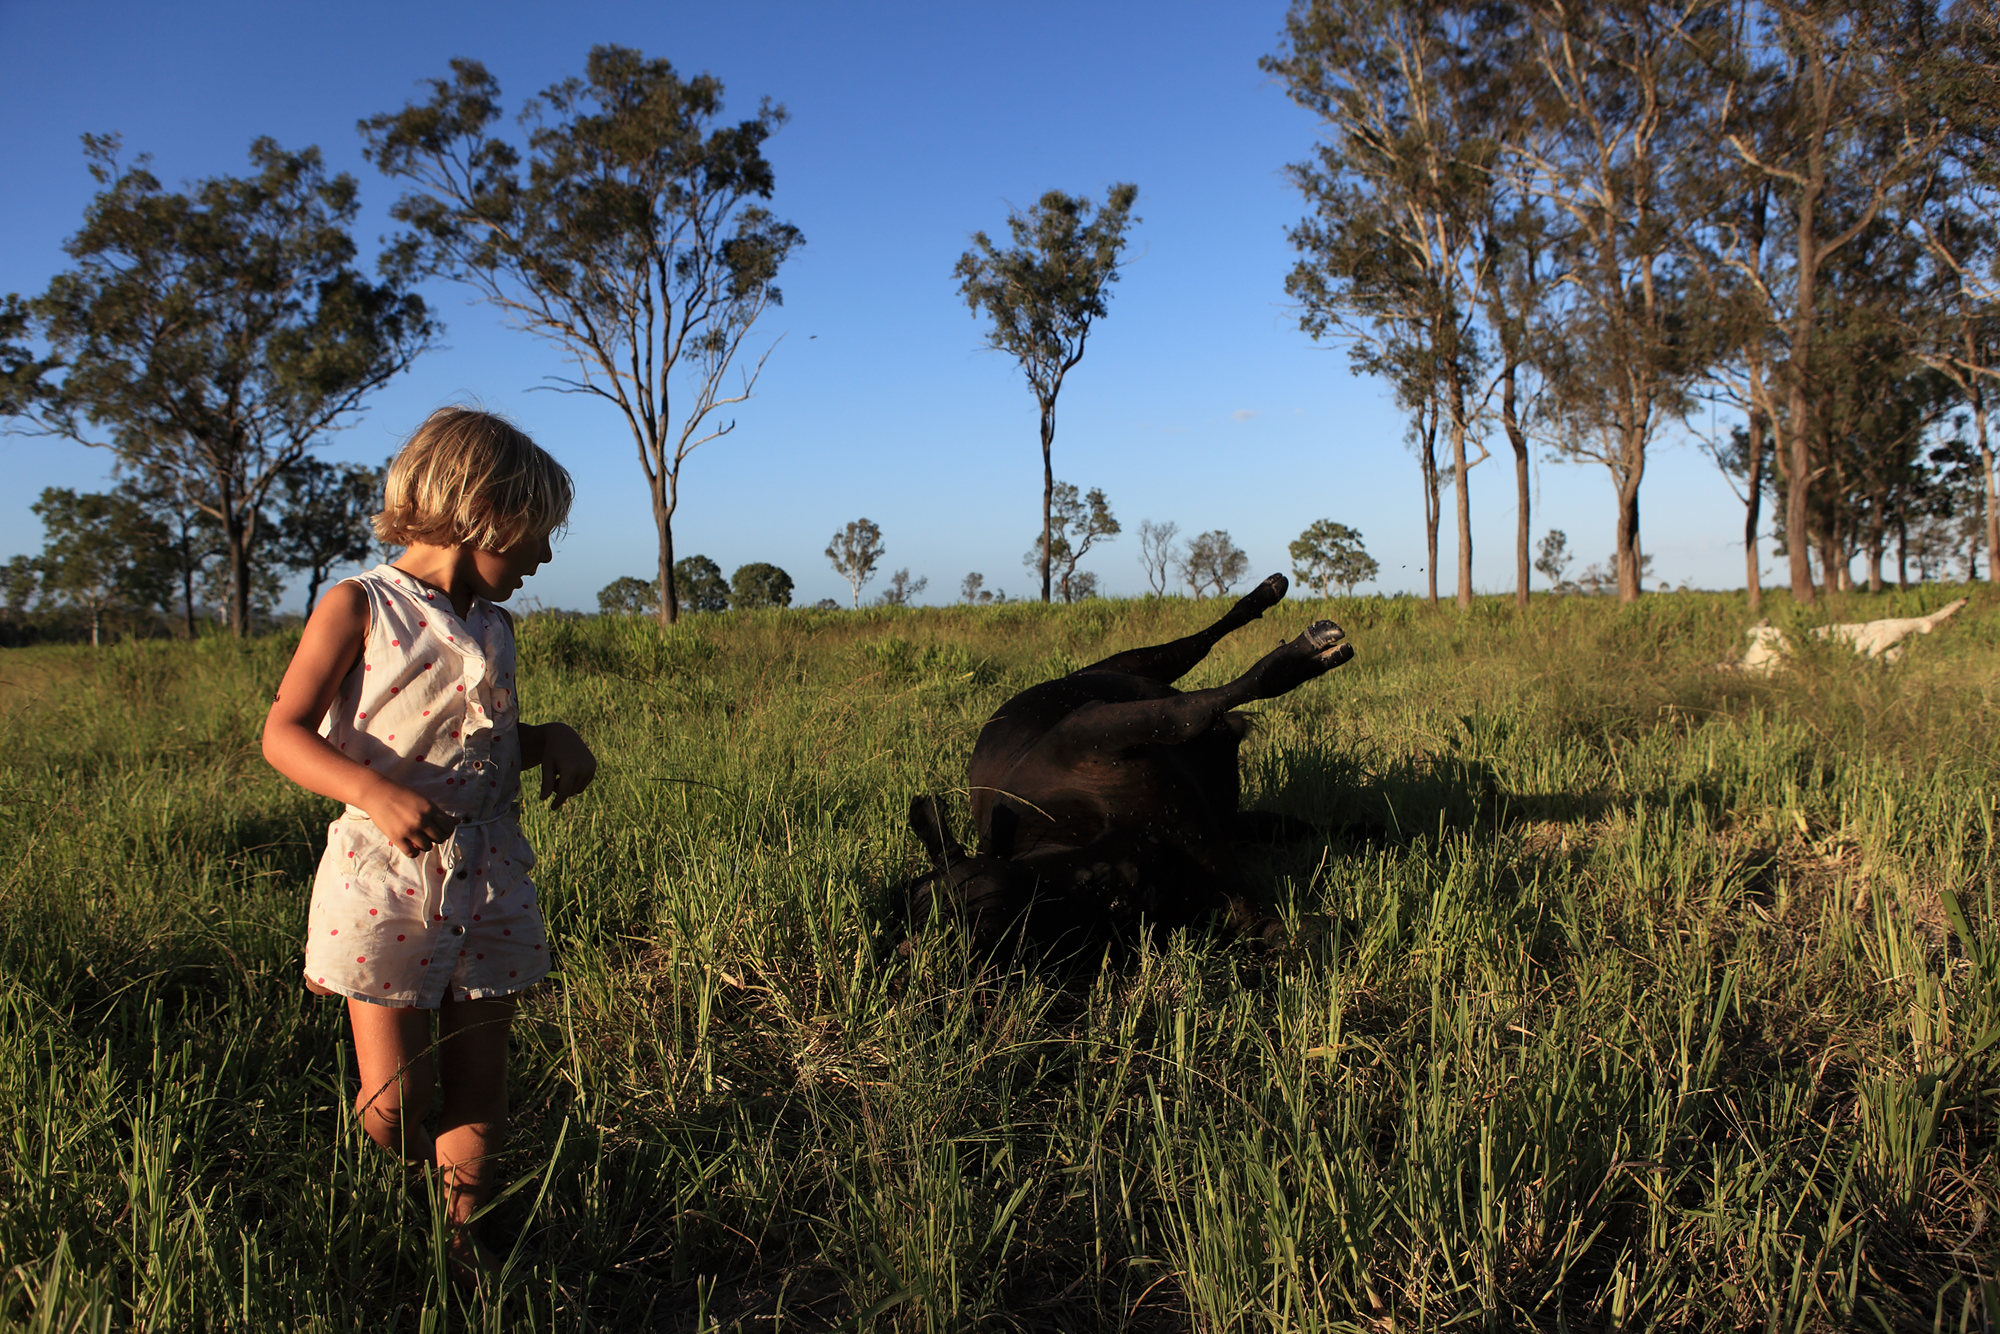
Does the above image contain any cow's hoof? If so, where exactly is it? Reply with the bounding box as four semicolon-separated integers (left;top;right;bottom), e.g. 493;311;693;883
1250;621;1356;697
1298;621;1354;672
1235;573;1288;619
1303;619;1346;653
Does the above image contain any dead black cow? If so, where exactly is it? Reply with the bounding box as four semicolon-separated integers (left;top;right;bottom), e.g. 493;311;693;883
906;573;1354;954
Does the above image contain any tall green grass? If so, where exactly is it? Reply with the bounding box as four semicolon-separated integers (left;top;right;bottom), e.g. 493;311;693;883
0;586;1996;1330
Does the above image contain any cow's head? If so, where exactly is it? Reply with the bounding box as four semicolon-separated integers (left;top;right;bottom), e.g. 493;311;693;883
902;794;1228;956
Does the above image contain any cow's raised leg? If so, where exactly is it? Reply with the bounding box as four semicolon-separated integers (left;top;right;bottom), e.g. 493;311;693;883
1080;573;1291;684
1049;621;1352;753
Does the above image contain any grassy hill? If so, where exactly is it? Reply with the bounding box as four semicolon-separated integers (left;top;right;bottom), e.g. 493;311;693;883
1;585;1996;1330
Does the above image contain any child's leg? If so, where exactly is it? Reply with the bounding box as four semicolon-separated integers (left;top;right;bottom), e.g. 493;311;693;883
348;999;439;1167
433;994;518;1235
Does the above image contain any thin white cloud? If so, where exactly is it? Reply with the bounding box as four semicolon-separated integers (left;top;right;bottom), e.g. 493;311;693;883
1231;409;1260;421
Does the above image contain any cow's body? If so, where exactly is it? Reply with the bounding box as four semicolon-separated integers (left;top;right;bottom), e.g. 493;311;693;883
906;574;1353;954
1732;598;1968;673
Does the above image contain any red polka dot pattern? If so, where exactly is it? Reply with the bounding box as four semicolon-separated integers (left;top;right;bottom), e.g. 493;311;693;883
299;565;549;1008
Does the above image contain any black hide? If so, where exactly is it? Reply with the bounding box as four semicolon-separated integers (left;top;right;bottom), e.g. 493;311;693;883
905;573;1354;954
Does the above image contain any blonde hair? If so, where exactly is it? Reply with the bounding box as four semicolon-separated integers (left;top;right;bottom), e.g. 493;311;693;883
372;408;573;551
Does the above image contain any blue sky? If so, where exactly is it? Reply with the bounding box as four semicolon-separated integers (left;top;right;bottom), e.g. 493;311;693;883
0;0;1761;613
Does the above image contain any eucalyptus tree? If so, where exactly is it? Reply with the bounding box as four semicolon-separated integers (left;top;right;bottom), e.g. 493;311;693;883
1903;201;1998;578
877;569;928;607
1289;519;1379;595
1267;0;1498;610
1534;528;1574;589
19;136;433;635
1913;0;2000;576
730;562;793;609
955;184;1139;603
598;576;656;616
1706;0;1953;602
1687;170;1784;614
826;518;885;608
1178;530;1250;598
1448;2;1554;609
31;487;174;646
363;47;803;625
0;295;49;417
673;555;730;612
1897;8;2000;584
116;466;220;637
1510;0;1723;603
1476;194;1554;609
1801;211;1949;590
270;456;380;610
1023;482;1119;603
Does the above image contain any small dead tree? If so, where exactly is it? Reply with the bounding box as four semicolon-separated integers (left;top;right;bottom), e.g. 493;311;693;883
877;569;928;606
1138;519;1181;595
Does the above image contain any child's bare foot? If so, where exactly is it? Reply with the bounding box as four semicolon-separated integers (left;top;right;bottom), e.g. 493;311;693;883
446;1227;506;1292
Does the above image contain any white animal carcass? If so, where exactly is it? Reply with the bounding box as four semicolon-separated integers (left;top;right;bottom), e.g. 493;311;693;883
1732;598;1968;674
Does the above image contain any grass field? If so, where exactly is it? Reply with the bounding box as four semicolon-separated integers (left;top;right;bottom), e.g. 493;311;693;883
1;585;1997;1331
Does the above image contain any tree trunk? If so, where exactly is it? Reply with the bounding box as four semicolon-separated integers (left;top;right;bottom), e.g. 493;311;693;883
1419;399;1442;609
1504;362;1530;609
1863;485;1885;593
1423;463;1441;608
1616;470;1644;603
1977;390;1997;583
1784;380;1816;603
1818;528;1843;597
1450;376;1472;612
655;471;679;627
1745;406;1765;616
221;473;252;638
1785;189;1820;604
1897;517;1908;589
1039;398;1056;604
229;537;252;638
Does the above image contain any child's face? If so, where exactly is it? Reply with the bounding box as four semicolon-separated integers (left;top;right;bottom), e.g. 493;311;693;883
472;530;554;603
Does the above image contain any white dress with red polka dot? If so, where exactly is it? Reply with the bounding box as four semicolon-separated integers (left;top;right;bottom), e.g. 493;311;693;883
302;565;548;1007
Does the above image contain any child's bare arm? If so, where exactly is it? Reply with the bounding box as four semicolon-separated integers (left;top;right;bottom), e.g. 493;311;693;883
519;722;597;812
261;582;457;856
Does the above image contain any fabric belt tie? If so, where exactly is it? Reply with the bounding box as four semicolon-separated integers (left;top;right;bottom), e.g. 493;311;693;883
437;809;512;875
341;805;517;876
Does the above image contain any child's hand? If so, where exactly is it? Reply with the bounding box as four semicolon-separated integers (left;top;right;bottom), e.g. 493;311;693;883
365;781;462;858
532;724;597;812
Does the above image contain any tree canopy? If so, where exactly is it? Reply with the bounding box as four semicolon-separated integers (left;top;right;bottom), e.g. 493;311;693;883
1179;530;1250;598
730;562;793;610
29;487;174;645
1290;519;1378;596
270;457;380;611
362;46;803;626
673;555;730;613
17;135;432;634
597;575;657;617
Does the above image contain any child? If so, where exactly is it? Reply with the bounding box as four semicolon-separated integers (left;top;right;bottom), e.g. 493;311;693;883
262;407;597;1278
